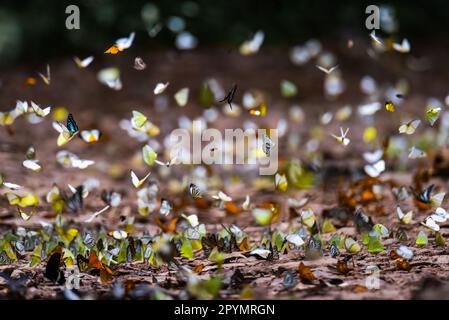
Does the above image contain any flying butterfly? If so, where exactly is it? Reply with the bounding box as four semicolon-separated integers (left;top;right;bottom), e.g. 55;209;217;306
189;183;202;199
130;170;151;189
331;127;350;146
385;101;395;112
38;64;51;85
133;56;146;70
73;56;94;68
159;198;173;216
426;106;441;126
219;84;238;110
399;119;420;135
62;185;84;213
80;129;101;143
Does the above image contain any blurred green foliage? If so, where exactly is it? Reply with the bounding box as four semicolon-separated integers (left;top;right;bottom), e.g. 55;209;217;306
0;0;448;64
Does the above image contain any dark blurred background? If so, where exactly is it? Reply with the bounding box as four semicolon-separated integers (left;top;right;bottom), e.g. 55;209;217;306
0;0;448;65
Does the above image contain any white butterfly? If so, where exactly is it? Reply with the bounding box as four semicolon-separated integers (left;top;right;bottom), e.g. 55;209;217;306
174;88;189;107
239;30;265;56
396;245;413;260
431;207;449;223
392;39;411;53
316;64;339;75
22;159;41;172
399;119;420;135
363;149;383;163
155;156;178;167
30;101;51;118
396;206;413;224
212;191;232;202
285;233;305;247
154;82;169;95
80;129;101;143
115;32;135;51
331;127;350;146
358;102;381;116
408;146;427;159
364;159;385;178
38;64;50;85
130;170;151;188
421;216;440;232
73;56;94;68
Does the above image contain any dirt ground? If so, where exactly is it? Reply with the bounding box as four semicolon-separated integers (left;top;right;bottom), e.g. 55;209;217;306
1;44;449;300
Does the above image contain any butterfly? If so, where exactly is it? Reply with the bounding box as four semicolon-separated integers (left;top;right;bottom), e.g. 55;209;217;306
412;184;445;209
354;207;374;234
105;32;135;54
431;207;449;223
331;127;350;146
330;242;340;258
22;146;41;172
133;56;146;70
159;198;172;216
399;119;420;135
189;183;202;199
101;190;122;207
174;88;189;107
396;206;413;224
62;185;84;213
364;160;385;178
108;230;128;240
219;84;238;110
305;235;323;260
385;101;395;112
362;149;383;163
421;216;440;232
131;111;148;129
316;64;339;75
408;146;427;159
38;64;50;85
53;114;79;146
80;129;101;143
30;101;51;118
426;106;441;126
44;249;65;284
396;245;414;260
392;38;411;53
155;156;178;167
154;82;169;95
130;170;151;188
76;254;89;273
73;56;94;68
285;233;305;247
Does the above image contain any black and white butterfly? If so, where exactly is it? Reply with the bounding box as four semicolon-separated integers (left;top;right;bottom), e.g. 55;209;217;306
189;183;202;199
